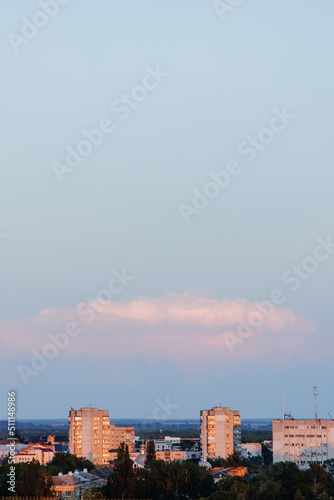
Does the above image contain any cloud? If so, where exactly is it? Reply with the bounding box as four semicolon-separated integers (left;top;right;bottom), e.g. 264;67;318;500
0;292;320;367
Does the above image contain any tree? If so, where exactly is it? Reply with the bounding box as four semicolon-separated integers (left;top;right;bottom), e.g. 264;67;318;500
47;451;94;475
145;440;156;468
15;459;54;496
294;488;305;500
105;442;134;499
83;488;106;500
308;462;331;496
225;452;243;467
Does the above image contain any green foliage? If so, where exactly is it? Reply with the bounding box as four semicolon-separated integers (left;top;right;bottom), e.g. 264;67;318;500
0;459;54;496
135;458;214;500
104;442;135;499
261;444;273;466
83;487;106;499
145;440;156;468
240;430;272;443
294;488;305;500
47;451;94;475
209;452;243;469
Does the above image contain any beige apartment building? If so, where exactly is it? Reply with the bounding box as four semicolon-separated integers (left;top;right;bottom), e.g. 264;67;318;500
273;418;334;469
200;407;241;461
69;408;110;464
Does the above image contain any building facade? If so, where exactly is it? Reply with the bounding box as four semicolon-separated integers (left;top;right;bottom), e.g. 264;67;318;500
14;443;54;465
241;442;262;459
52;468;105;498
200;407;241;461
273;418;334;469
69;408;110;464
109;424;135;451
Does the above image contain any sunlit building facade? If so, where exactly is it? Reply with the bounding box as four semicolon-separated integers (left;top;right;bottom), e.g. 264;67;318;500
109;424;135;451
69;408;110;464
200;407;241;461
273;418;334;469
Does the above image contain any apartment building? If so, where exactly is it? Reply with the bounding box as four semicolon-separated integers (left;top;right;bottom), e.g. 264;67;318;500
14;443;54;465
273;418;334;469
52;468;105;498
200;407;241;461
109;424;135;451
241;442;262;459
69;408;110;465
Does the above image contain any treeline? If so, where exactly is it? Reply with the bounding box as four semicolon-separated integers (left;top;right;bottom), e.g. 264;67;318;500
0;453;94;497
1;445;334;499
101;442;334;500
241;430;272;443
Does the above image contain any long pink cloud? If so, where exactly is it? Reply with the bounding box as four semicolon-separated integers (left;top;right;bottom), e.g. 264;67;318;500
0;292;319;363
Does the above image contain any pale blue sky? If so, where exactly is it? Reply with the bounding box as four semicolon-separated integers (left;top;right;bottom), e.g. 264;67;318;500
1;0;334;419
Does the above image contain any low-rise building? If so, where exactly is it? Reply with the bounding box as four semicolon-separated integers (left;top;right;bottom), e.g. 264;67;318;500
52;468;105;498
273;418;334;469
131;446;187;467
211;467;248;483
241;442;262;459
14;443;54;465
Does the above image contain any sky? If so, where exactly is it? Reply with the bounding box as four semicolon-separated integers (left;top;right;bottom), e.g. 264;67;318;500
0;0;334;420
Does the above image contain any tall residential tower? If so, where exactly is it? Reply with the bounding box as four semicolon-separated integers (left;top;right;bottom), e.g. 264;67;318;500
69;407;110;464
200;406;241;461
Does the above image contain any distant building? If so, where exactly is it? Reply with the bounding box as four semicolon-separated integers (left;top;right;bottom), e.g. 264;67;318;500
14;443;54;465
131;445;187;467
200;407;241;461
47;435;68;453
211;466;248;483
109;424;135;452
152;439;173;451
0;440;25;462
69;408;110;464
241;442;262;459
273;418;334;469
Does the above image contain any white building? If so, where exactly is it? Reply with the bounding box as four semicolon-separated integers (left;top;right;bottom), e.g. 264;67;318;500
14;443;54;465
273;418;334;469
153;439;173;451
241;442;262;459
